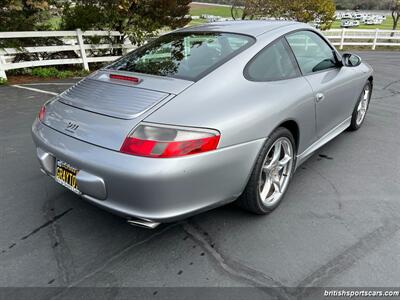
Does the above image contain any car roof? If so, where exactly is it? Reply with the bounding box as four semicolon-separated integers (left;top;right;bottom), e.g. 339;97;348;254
176;20;301;37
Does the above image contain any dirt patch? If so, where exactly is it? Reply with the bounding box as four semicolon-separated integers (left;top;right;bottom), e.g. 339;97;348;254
7;75;55;85
6;75;71;85
190;3;214;9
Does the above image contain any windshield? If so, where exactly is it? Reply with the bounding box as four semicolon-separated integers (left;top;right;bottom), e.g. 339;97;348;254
106;32;255;81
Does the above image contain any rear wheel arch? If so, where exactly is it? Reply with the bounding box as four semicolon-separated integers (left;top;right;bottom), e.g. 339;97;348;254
274;120;300;153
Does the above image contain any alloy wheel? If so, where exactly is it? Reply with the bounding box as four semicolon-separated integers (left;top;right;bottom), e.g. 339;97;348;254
356;85;371;126
258;137;294;207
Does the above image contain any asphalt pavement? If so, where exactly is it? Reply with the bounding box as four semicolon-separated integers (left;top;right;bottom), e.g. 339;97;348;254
0;51;399;300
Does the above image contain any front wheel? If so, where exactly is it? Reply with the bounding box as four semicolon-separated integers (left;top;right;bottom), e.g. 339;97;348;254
238;127;296;214
348;82;372;131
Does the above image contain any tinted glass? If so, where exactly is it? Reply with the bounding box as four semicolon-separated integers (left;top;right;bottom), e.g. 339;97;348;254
245;39;299;81
286;31;337;75
106;32;254;81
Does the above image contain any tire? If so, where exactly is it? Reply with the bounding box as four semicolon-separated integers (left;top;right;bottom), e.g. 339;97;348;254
238;127;296;214
348;82;372;131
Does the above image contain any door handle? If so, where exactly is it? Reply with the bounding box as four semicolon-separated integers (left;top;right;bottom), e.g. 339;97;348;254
316;93;325;103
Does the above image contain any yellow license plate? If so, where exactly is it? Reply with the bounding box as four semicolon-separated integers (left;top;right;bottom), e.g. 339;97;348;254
55;160;81;194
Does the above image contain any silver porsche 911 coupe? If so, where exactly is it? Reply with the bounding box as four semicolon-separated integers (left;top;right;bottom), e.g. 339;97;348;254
32;21;373;228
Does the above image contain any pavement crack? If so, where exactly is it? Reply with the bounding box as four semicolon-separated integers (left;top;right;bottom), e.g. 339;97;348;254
20;208;73;241
383;79;400;91
183;220;291;299
294;221;400;298
49;223;180;300
0;207;73;256
372;94;396;100
308;166;342;210
43;192;77;285
306;211;343;223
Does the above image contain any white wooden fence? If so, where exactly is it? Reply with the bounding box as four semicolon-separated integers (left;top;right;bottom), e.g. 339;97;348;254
0;28;400;80
323;28;400;50
0;30;136;80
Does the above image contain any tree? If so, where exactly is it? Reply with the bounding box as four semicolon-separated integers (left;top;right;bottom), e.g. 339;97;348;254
0;0;50;33
0;0;66;62
285;0;336;30
232;0;335;30
335;0;392;10
392;0;400;36
232;0;284;20
61;0;192;46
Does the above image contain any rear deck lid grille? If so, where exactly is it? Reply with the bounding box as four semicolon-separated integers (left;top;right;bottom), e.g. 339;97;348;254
59;78;169;119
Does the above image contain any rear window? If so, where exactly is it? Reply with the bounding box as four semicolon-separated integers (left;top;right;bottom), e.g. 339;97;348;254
106;32;255;81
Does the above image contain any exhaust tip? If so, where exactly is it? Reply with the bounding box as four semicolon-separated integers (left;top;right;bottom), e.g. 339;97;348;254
127;218;160;229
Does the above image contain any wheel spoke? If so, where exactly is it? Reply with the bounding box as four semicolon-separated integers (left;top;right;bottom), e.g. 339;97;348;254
279;155;292;167
271;141;282;165
263;163;272;172
260;177;272;200
364;89;369;100
272;180;281;193
357;101;363;112
282;139;292;155
362;100;368;110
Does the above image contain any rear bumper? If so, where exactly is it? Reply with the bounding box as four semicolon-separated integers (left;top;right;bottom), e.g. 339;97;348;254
32;119;264;222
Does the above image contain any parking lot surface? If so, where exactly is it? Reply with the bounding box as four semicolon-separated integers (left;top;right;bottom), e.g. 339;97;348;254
0;52;400;299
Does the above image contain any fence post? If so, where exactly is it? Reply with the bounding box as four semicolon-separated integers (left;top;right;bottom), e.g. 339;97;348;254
340;28;345;50
76;29;89;71
372;28;379;50
0;55;7;81
122;38;129;56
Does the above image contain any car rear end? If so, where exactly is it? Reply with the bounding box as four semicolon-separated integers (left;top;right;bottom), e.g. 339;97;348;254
32;113;260;224
32;31;262;224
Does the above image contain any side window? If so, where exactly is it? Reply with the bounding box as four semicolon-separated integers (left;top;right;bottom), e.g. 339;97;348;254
286;31;337;75
245;39;299;81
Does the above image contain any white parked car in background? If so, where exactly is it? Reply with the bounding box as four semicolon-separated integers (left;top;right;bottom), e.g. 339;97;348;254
341;20;360;28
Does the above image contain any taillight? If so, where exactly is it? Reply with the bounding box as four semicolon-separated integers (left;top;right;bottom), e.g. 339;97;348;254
120;124;220;158
38;105;46;122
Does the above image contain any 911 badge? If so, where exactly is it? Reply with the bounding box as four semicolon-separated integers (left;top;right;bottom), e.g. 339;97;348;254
65;121;79;133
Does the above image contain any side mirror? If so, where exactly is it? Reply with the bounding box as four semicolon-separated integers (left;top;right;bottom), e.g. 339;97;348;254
342;53;362;67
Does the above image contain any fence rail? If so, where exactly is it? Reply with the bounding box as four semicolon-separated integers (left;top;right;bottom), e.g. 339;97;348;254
1;28;400;80
323;28;400;50
0;29;136;80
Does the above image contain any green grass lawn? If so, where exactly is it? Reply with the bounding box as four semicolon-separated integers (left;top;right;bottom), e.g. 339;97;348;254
188;19;208;26
190;4;239;18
